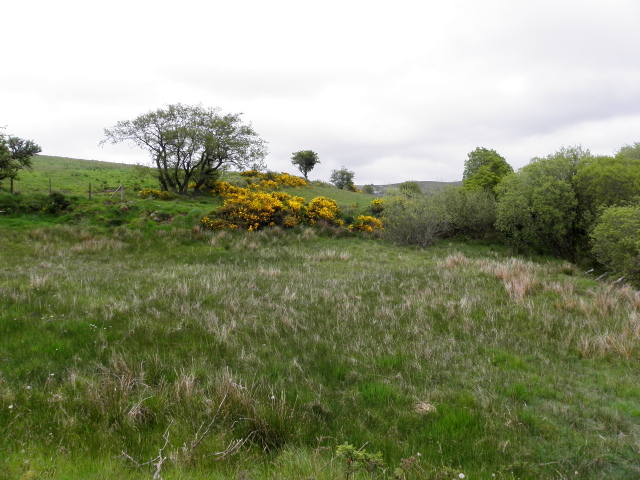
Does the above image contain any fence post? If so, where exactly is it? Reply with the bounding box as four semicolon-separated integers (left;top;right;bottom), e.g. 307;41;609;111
49;178;52;195
89;183;92;200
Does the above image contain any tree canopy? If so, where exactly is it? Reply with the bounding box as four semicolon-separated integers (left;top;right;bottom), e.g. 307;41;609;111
291;150;320;179
0;132;42;186
101;104;268;195
495;146;591;260
462;147;513;192
329;166;355;190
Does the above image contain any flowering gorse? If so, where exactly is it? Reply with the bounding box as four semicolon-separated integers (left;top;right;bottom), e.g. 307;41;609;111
370;198;384;214
239;170;308;188
306;197;343;226
203;181;310;231
349;215;384;232
138;188;173;200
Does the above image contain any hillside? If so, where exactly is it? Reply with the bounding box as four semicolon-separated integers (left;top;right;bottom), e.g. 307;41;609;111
364;180;463;195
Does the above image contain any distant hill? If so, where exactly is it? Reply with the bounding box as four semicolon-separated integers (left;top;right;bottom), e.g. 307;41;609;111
362;180;463;195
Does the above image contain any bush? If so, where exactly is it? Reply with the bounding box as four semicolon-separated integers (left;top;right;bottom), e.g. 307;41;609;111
591;205;640;283
138;188;173;200
381;193;450;247
0;192;75;215
203;185;307;231
362;184;375;194
349;215;383;233
381;187;496;247
439;187;497;237
306;197;343;226
397;181;422;196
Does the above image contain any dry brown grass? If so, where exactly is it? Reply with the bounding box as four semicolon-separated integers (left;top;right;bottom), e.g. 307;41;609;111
480;257;539;301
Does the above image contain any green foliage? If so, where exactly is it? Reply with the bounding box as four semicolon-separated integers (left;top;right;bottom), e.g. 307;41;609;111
336;443;385;478
437;187;497;237
0;132;42;185
101;104;268;195
591;205;640;283
496;146;590;260
462;147;512;192
362;184;375;195
330;166;355;190
496;145;640;263
291;150;320;180
617;141;640;160
574;154;640;221
0;191;74;215
382;187;496;246
381;191;450;246
397;181;422;196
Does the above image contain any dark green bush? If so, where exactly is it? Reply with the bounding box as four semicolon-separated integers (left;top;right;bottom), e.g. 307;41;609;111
591;205;640;284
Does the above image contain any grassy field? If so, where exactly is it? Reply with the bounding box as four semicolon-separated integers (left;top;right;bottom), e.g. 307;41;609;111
1;158;640;479
10;156;159;197
10;156;375;207
1;223;639;479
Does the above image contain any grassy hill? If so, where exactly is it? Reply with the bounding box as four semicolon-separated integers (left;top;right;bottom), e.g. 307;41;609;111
0;157;639;479
11;155;159;196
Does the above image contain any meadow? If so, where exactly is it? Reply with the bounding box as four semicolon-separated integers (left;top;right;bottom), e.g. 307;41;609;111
1;158;639;479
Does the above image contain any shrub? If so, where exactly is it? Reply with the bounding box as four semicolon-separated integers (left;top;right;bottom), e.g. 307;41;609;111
397;181;422;196
370;198;384;214
203;186;307;231
138;188;173;200
236;171;308;189
381;192;450;247
591;205;640;284
439;187;497;237
306;197;343;226
0;192;75;215
349;215;383;233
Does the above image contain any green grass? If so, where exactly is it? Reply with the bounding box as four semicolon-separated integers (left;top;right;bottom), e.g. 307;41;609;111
11;156;159;197
1;224;640;479
1;157;639;479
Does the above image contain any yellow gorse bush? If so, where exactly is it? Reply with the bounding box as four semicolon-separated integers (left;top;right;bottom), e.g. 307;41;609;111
138;188;173;200
204;177;350;231
349;215;384;232
370;198;384;214
306;197;343;226
239;171;308;189
203;181;308;231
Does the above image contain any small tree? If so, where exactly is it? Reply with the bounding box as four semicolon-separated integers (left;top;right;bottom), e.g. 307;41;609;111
291;150;319;180
0;132;42;189
329;166;355;190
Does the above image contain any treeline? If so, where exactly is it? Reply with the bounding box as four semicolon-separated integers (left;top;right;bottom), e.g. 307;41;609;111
381;144;640;285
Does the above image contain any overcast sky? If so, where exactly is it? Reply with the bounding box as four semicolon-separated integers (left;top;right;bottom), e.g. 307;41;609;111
3;0;640;184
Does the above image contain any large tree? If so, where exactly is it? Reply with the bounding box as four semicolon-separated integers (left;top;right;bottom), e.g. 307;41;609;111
291;150;319;179
0;132;42;188
462;147;512;193
101;104;268;195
